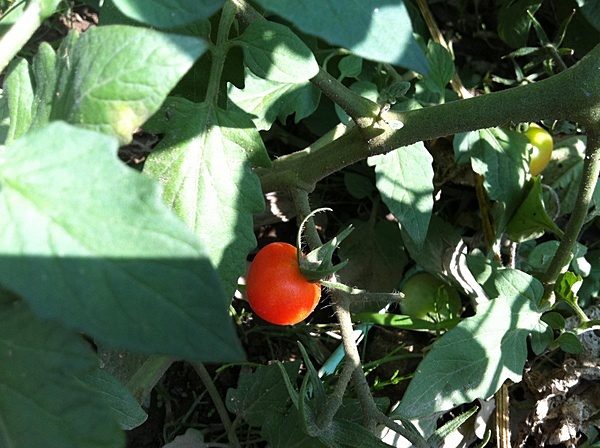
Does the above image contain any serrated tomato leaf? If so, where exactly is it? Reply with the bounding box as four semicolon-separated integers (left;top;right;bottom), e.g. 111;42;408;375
393;269;547;419
0;300;124;448
368;142;434;248
144;98;269;297
51;26;206;144
236;20;319;83
0;122;243;361
226;361;301;427
465;128;528;231
228;68;320;131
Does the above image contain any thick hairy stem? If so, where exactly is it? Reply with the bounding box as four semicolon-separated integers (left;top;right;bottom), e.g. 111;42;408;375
258;44;600;193
291;188;322;250
205;1;237;108
541;126;600;301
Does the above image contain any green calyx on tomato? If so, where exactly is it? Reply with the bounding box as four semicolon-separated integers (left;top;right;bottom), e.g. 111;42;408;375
523;123;553;176
400;272;462;323
246;208;354;325
246;242;322;326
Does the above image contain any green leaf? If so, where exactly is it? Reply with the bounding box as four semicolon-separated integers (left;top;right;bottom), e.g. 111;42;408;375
254;0;429;74
338;55;363;79
80;368;148;430
468;128;528;231
51;25;206;144
368;142;434;247
344;172;375;199
402;215;463;276
555;271;583;307
393;269;547;419
528;241;561;271
0;300;124;448
0;122;243;361
261;405;328;448
506;177;564;242
111;0;224;28
497;0;542;48
143;99;269;298
338;219;407;294
578;0;600;31
354;312;459;332
556;331;584;354
422;41;455;96
236;20;319;83
226;361;301;427
4;57;34;145
228;68;320;131
542;311;566;330
30;42;58;131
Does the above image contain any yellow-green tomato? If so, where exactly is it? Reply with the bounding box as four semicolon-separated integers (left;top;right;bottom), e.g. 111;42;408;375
400;272;462;322
524;123;553;176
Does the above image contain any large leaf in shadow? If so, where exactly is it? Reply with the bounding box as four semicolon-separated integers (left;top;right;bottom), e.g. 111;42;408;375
0;122;243;361
111;0;224;28
143;98;270;298
254;0;428;74
0;300;124;447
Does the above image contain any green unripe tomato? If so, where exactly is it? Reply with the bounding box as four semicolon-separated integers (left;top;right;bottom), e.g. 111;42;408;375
400;272;461;322
524;123;553;176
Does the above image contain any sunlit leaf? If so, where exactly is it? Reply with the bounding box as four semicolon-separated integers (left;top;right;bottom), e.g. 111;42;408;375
393;269;547;419
144;98;270;297
368;142;434;247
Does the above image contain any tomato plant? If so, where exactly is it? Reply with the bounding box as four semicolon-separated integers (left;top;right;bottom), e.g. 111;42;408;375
524;123;553;176
400;272;461;322
246;242;321;325
2;1;600;447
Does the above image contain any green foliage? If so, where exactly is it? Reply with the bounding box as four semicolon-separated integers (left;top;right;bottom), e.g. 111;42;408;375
0;122;243;360
394;269;548;420
368;142;434;247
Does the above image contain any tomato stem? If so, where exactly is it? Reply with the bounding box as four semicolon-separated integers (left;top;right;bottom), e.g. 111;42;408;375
541;125;600;304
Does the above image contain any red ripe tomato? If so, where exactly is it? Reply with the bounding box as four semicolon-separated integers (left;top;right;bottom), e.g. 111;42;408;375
246;242;321;325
